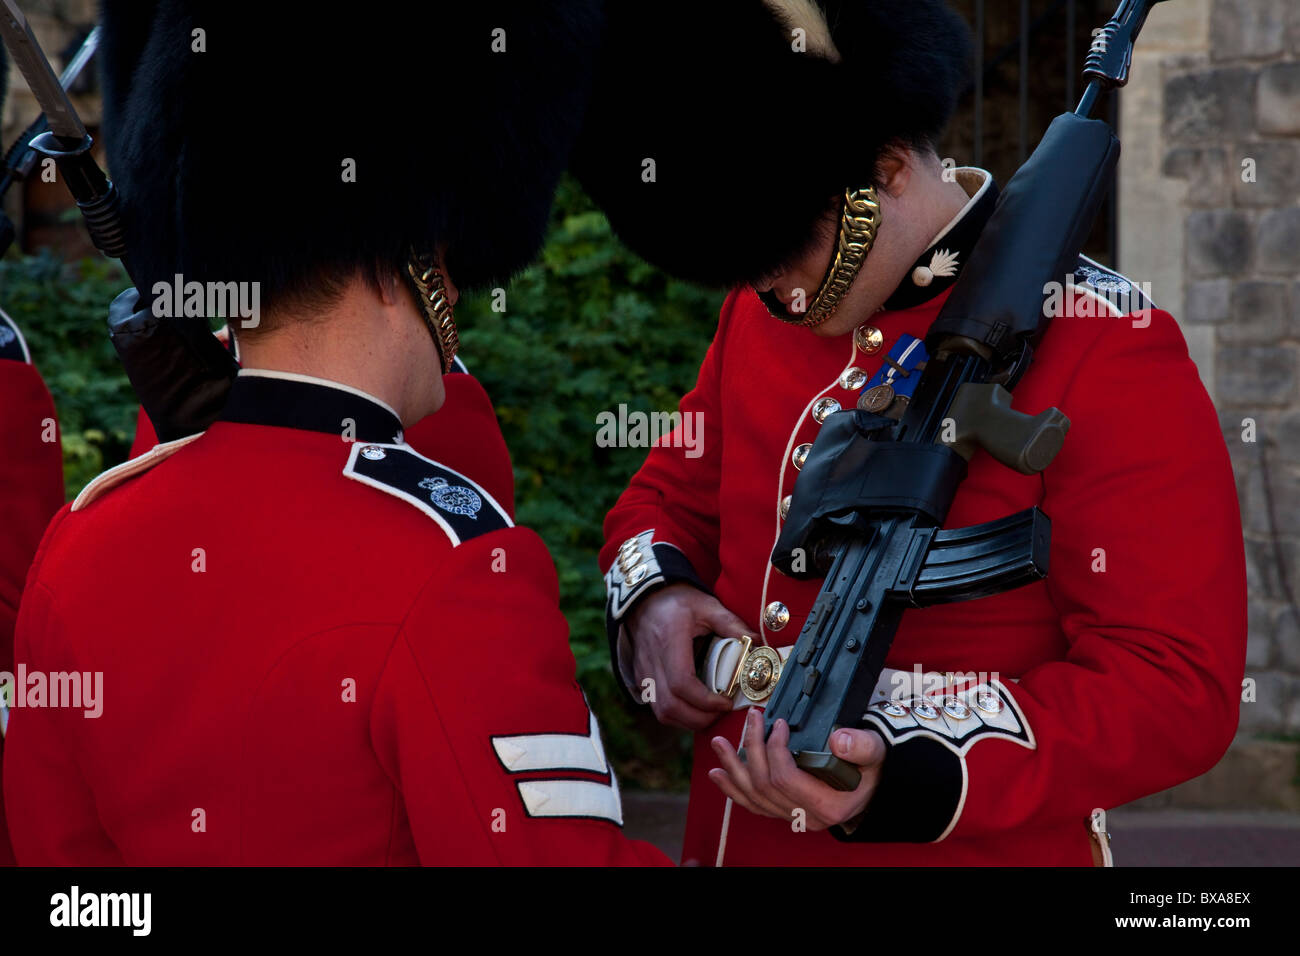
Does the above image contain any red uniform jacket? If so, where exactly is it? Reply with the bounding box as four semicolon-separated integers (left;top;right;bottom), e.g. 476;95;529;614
6;370;667;865
0;308;64;866
600;171;1246;866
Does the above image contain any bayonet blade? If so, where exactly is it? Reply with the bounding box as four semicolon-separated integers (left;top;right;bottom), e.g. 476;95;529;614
59;24;99;90
0;0;87;142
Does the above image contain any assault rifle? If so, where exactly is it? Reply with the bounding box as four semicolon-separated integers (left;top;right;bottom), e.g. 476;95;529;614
758;0;1169;789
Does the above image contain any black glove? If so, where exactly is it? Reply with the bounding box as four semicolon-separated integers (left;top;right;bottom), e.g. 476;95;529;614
107;288;239;443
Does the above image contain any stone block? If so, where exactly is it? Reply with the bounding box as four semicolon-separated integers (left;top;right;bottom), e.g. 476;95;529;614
1165;67;1257;142
1259;61;1300;134
1187;209;1253;276
1211;0;1288;60
1257;207;1300;276
1233;140;1300;207
1219;280;1291;344
1187;278;1232;323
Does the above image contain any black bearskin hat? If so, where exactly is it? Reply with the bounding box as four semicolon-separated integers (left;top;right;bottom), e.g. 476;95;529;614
98;1;603;308
570;0;971;288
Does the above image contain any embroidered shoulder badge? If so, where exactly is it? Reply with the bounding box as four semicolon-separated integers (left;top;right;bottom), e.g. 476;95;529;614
418;476;482;519
344;442;510;546
1072;254;1155;311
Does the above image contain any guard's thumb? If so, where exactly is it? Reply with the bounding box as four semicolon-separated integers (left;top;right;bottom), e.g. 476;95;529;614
831;728;886;768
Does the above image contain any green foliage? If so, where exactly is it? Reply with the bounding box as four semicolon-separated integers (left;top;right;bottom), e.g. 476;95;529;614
458;178;725;787
0;250;134;495
4;179;723;787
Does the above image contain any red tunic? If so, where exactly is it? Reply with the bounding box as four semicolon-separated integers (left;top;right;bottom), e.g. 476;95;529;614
601;244;1246;865
0;308;64;866
6;370;666;865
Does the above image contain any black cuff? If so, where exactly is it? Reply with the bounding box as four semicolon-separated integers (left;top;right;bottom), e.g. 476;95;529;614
603;532;708;699
830;736;963;843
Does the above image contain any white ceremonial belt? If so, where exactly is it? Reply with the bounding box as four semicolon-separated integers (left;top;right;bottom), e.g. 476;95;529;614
701;634;1019;714
701;635;793;708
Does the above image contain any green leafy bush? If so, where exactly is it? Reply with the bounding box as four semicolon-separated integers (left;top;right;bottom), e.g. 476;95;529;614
457;178;724;787
3;178;724;788
0;250;134;494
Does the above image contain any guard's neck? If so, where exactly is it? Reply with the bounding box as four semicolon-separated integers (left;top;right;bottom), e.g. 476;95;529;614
234;279;445;424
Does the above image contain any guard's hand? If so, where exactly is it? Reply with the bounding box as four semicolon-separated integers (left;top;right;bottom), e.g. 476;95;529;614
626;582;750;731
707;709;886;830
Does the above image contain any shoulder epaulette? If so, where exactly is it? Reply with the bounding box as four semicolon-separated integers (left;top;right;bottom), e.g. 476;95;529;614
72;433;204;511
343;442;512;546
0;306;32;363
1070;254;1156;315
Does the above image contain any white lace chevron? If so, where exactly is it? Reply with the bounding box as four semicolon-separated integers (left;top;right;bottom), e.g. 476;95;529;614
491;710;609;773
517;777;623;826
491;709;623;825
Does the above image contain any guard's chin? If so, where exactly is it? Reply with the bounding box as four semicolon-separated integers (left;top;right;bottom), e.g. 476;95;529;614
756;288;803;323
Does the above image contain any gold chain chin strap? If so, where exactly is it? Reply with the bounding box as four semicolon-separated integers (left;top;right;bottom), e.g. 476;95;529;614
407;251;460;375
785;185;882;329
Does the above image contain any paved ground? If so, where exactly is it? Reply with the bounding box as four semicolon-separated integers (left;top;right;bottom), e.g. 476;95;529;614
622;793;1300;866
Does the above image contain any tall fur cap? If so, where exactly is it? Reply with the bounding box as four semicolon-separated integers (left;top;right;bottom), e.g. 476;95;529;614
570;0;972;288
97;1;604;304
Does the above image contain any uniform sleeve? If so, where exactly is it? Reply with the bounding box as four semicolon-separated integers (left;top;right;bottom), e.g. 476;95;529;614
4;509;123;865
370;527;671;865
0;348;66;866
843;310;1246;843
598;292;737;688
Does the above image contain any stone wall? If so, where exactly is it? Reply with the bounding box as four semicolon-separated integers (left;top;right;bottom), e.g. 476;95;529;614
1121;0;1300;809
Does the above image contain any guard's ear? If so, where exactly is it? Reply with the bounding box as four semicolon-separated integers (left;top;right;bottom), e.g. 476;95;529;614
874;143;914;198
377;266;405;307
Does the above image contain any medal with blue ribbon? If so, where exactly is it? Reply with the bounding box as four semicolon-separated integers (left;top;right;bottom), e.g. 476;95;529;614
857;333;929;415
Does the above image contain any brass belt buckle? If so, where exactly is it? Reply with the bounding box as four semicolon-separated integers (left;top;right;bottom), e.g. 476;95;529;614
727;636;783;703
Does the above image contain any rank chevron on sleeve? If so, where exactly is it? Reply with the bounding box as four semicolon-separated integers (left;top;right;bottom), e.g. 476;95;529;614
491;709;624;826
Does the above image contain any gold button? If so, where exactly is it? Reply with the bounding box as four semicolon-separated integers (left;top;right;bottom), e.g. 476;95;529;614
792;443;812;470
619;537;639;553
812;397;841;423
627;565;648;585
779;495;791;520
621;550;643;570
855;325;884;354
763;601;790;631
839;367;868;390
